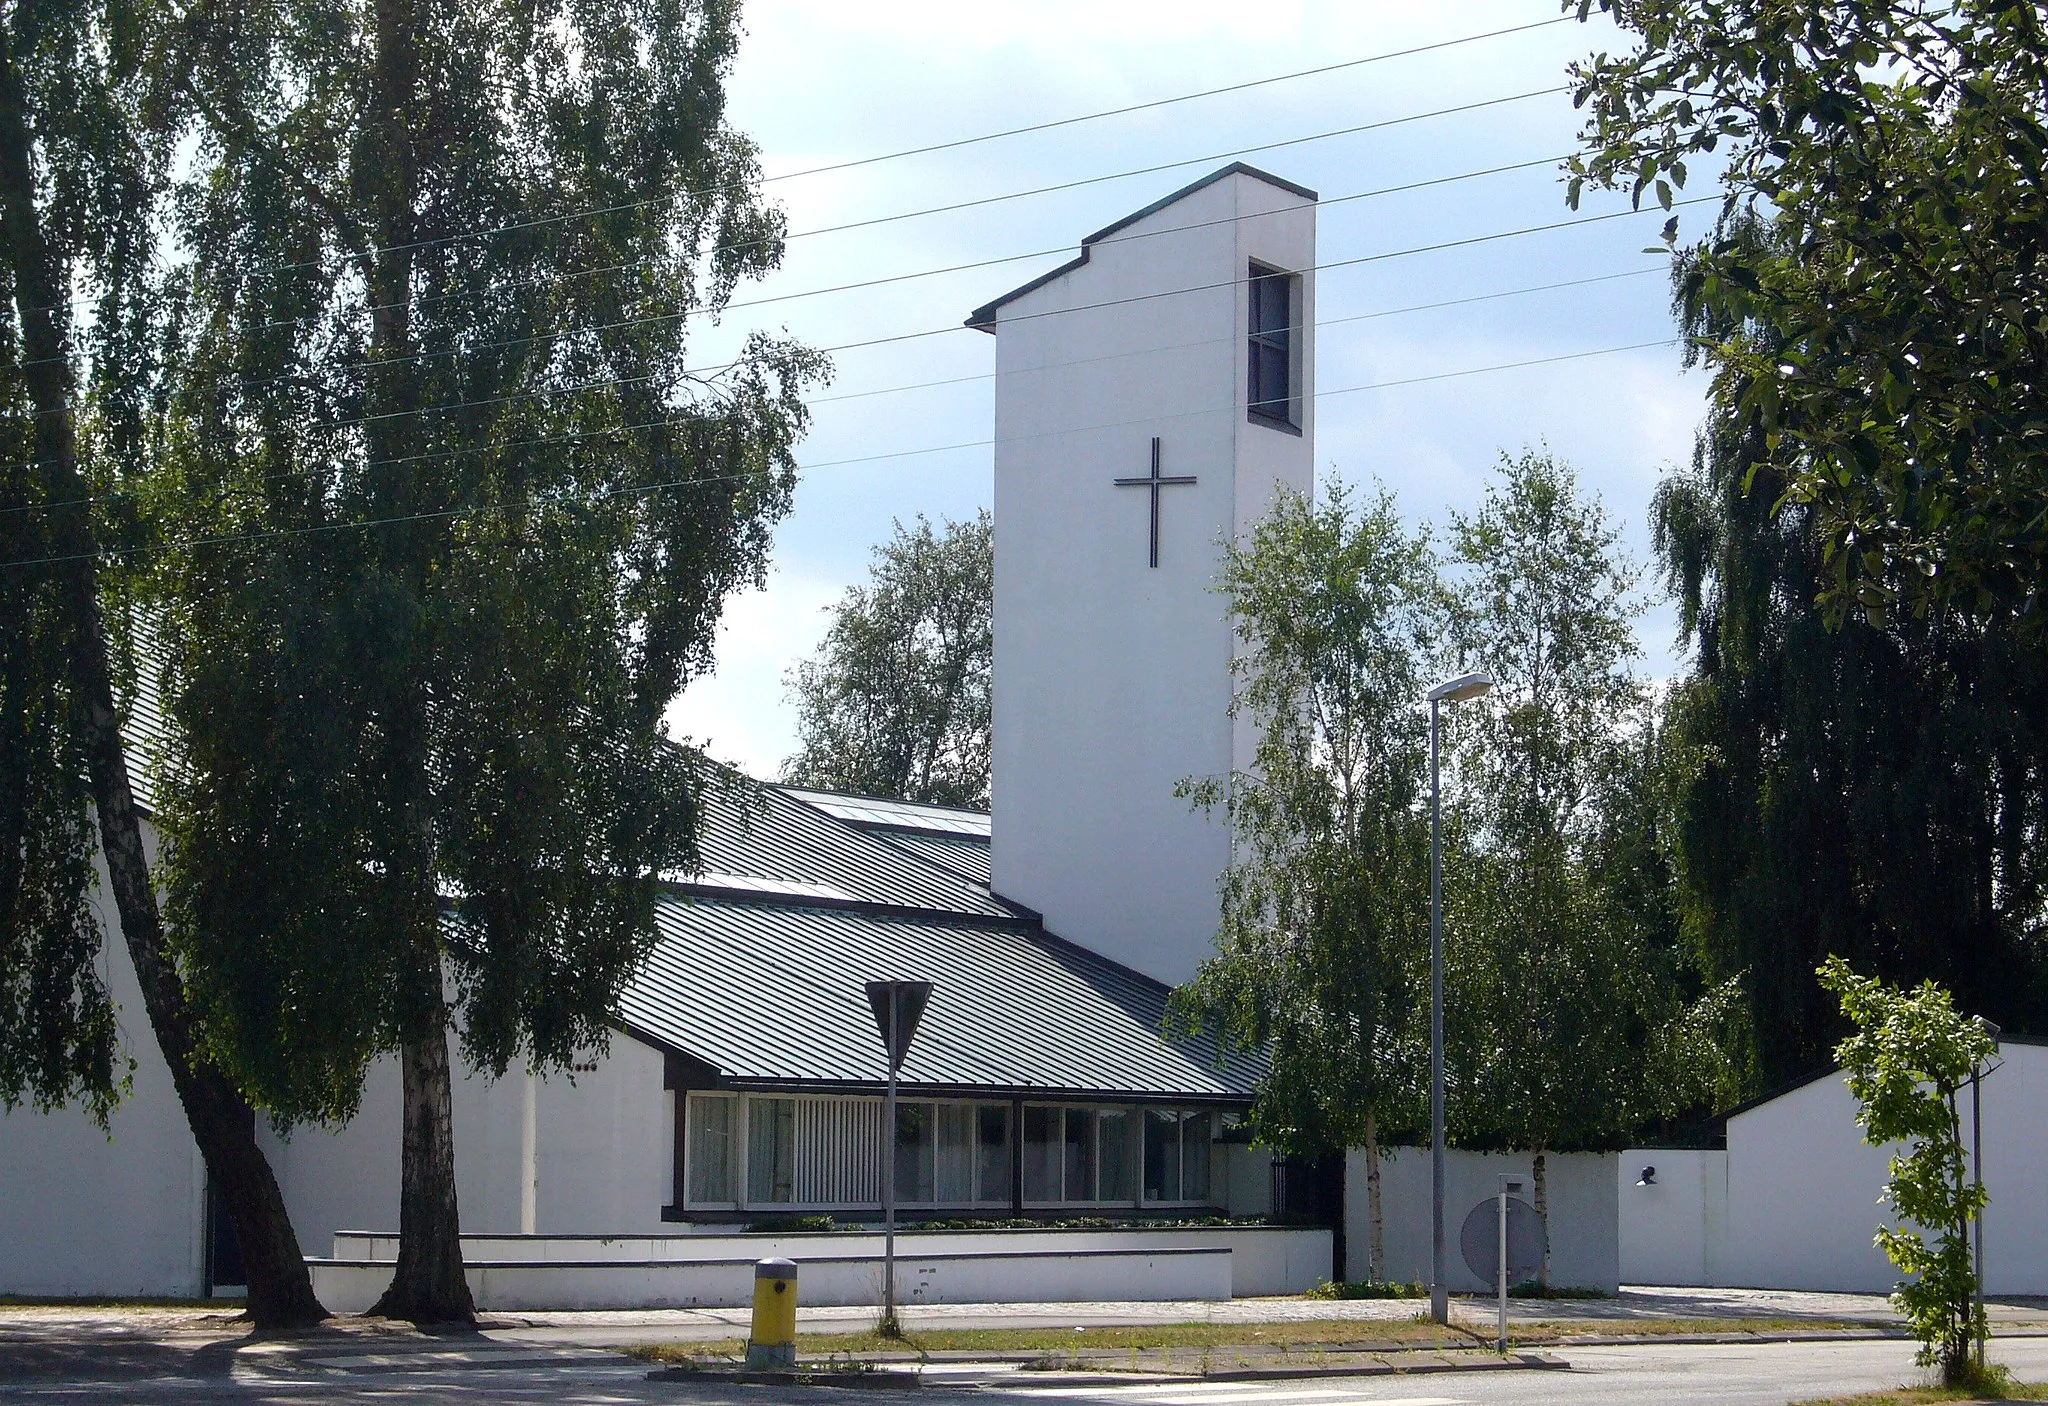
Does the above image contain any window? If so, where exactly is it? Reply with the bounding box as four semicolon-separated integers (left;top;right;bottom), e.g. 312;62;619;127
936;1104;975;1203
1143;1109;1218;1204
1182;1111;1213;1202
1143;1108;1181;1202
686;1094;737;1204
748;1096;795;1204
977;1105;1012;1203
1098;1109;1135;1203
1247;262;1298;429
895;1102;935;1203
1063;1108;1099;1202
1022;1105;1062;1202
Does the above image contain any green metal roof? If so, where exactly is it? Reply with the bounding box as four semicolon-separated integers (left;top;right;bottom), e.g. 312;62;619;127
621;895;1258;1103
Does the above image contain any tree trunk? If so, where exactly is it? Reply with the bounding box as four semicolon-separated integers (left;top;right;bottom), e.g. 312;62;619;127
0;14;324;1331
1531;1148;1549;1290
1362;1107;1384;1284
369;994;474;1322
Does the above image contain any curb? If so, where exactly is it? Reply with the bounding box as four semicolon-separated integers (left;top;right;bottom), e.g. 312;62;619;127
648;1366;924;1389
1194;1353;1568;1381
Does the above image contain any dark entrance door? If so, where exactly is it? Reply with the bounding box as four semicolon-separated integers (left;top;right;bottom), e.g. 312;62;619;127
1275;1152;1347;1283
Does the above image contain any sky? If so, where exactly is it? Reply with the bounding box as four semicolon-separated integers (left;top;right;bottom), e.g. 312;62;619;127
667;0;1709;778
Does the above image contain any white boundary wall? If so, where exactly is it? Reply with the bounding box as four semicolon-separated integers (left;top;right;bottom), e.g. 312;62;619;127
1621;1041;2048;1293
1346;1147;1619;1293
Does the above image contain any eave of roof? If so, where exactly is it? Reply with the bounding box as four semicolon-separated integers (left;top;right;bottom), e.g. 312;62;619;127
964;162;1319;333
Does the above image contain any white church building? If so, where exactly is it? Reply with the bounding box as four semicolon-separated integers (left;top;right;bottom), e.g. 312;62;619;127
0;164;1334;1306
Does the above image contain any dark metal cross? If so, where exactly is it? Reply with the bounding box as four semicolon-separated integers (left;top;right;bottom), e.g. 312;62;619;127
1114;436;1197;569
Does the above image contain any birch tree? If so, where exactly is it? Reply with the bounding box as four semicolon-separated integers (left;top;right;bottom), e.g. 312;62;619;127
1171;482;1436;1282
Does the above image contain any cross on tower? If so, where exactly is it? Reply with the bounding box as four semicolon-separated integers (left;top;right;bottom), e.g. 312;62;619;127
1113;437;1198;569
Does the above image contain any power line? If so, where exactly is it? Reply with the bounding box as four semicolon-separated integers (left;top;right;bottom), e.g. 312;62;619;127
2;336;1677;571
229;85;1561;336
220;155;1650;401
207;14;1581;284
4;266;1665;524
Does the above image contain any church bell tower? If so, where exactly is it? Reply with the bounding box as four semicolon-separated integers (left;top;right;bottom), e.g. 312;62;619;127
967;164;1317;986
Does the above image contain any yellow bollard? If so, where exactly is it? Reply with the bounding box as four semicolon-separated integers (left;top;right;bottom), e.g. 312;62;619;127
745;1257;798;1371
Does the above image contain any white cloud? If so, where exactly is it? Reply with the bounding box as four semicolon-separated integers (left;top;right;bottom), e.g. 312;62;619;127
666;571;844;778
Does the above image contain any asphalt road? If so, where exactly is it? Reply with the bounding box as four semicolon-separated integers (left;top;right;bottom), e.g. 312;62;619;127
5;1336;2048;1405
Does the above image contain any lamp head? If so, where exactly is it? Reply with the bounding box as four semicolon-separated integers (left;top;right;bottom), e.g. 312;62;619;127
1428;671;1495;704
1636;1166;1657;1186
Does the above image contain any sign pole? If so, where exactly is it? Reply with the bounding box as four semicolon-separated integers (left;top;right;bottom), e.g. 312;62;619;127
1497;1179;1508;1354
884;990;898;1334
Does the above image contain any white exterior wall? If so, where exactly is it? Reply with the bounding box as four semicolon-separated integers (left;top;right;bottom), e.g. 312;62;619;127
0;841;209;1297
266;1032;672;1258
1620;1043;2048;1293
988;168;1316;985
1346;1147;1620;1294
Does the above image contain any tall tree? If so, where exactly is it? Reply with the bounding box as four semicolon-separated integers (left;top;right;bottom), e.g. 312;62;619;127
1170;482;1437;1282
1653;227;2048;1088
784;511;993;808
149;0;821;1319
1444;450;1730;1274
1566;0;2048;629
0;0;324;1325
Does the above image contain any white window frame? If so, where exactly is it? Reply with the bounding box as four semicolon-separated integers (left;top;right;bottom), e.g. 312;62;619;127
1020;1102;1142;1210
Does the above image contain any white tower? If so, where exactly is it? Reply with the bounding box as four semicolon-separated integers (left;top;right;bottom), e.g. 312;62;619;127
969;163;1317;986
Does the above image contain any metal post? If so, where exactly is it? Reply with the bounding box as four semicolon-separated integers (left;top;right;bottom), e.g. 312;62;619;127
1497;1179;1509;1354
1973;1060;1984;1369
1430;696;1446;1326
884;990;898;1331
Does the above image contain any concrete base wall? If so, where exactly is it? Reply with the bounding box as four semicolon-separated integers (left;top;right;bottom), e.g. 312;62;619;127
1346;1147;1619;1294
310;1243;1234;1312
326;1224;1329;1300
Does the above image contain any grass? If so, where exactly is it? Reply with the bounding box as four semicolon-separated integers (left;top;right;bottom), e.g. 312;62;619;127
0;1296;246;1310
1793;1378;2046;1405
624;1313;1882;1368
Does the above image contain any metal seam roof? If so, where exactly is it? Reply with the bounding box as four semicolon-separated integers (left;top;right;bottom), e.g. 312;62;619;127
619;896;1260;1100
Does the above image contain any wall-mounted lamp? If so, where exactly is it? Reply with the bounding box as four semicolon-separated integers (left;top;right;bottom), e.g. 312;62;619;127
1636;1166;1657;1186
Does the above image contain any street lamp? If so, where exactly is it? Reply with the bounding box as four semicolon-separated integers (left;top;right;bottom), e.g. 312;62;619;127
1426;669;1492;1325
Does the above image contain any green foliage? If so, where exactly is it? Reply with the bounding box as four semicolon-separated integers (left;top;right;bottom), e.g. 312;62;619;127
1653;221;2048;1090
0;427;118;1122
137;0;824;1124
1819;958;1997;1384
783;512;992;808
1445;451;1737;1157
1566;0;2048;629
0;0;164;1123
1170;481;1438;1157
1305;1279;1428;1300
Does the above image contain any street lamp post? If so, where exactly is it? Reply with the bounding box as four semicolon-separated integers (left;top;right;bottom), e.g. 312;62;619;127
1426;670;1492;1326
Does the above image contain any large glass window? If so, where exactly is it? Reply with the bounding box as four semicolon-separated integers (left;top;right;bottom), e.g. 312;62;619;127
977;1104;1012;1204
1247;262;1298;427
1182;1111;1213;1202
1022;1104;1061;1202
935;1104;975;1203
1063;1108;1098;1202
686;1094;736;1204
1143;1108;1181;1203
747;1096;795;1204
1098;1109;1135;1203
1142;1109;1218;1204
895;1102;934;1203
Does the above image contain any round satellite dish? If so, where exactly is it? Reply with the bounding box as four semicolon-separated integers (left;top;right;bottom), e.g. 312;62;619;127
1460;1196;1546;1284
